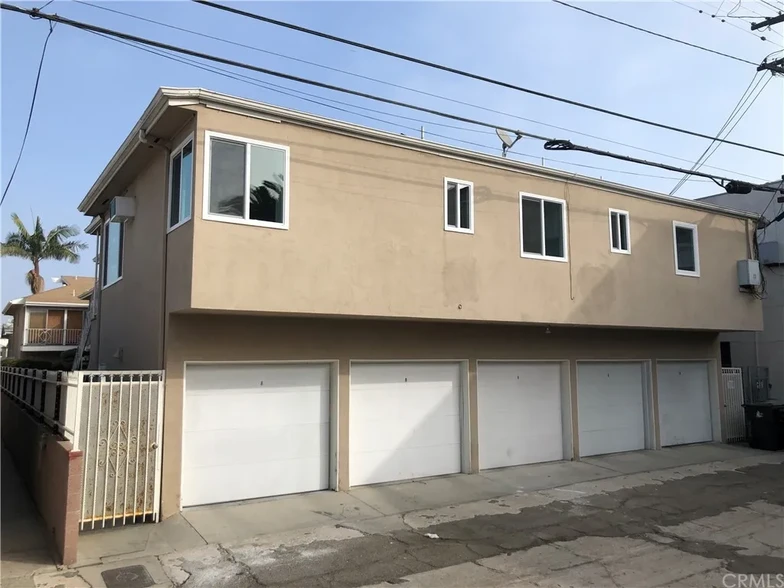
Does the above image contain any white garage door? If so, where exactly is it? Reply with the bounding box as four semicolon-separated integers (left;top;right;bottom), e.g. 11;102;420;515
182;363;331;507
658;362;713;446
478;362;564;470
350;362;462;486
578;362;647;457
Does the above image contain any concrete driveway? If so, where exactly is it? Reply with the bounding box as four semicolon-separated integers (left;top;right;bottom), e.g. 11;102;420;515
26;444;784;587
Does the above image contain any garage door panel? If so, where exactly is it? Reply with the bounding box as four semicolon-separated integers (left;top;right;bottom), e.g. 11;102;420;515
350;362;462;486
350;443;461;484
182;454;329;507
184;424;330;468
478;362;564;470
658;362;712;446
577;363;646;457
351;413;460;454
185;390;329;431
183;363;331;507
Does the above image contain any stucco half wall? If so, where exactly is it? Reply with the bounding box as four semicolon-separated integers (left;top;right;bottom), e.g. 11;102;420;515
160;313;721;518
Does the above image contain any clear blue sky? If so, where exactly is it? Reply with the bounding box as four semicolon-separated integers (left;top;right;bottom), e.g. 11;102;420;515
2;1;783;306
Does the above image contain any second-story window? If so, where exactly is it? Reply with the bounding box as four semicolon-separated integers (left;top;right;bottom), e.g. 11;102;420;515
519;193;567;261
673;221;700;277
204;131;289;229
609;209;631;254
103;219;124;287
169;136;194;230
444;178;473;233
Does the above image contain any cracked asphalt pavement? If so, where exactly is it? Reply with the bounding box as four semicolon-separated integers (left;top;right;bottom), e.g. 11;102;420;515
148;461;784;588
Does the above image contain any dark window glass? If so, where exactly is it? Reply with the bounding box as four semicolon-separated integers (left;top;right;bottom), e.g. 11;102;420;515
459;185;471;229
170;153;182;227
209;139;245;217
543;200;564;258
676;226;695;271
521;198;543;254
619;213;628;251
610;212;620;250
446;183;458;227
180;142;193;221
249;144;286;223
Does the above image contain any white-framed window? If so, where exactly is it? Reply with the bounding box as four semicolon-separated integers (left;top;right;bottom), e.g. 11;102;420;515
673;221;700;277
102;219;124;288
519;192;568;261
203;130;289;229
168;134;194;231
444;178;473;234
609;208;631;254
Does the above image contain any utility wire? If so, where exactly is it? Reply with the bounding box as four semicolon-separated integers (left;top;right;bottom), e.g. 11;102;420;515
690;74;773;178
71;0;769;181
670;71;770;194
1;3;771;188
90;28;713;184
672;0;780;44
189;0;784;157
1;19;55;207
551;0;757;65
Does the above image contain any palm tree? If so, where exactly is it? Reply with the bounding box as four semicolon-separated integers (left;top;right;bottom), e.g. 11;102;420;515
1;214;87;294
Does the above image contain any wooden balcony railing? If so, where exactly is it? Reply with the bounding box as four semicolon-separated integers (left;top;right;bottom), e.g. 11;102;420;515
25;328;82;346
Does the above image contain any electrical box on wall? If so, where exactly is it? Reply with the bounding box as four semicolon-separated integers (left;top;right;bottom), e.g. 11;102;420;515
737;259;761;288
108;197;135;222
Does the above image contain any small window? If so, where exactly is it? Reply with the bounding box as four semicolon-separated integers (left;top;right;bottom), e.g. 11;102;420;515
103;219;124;287
673;221;700;277
168;136;194;230
444;178;473;233
519;193;567;261
204;131;289;229
609;209;631;254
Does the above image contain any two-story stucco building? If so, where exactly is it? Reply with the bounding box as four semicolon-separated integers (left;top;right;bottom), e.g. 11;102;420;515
3;276;93;363
79;88;762;519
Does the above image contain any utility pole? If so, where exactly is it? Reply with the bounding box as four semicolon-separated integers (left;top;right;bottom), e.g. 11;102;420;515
758;57;784;75
751;12;784;31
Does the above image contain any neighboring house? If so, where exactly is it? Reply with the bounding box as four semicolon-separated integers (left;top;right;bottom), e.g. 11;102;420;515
699;181;784;401
2;276;94;362
77;87;762;520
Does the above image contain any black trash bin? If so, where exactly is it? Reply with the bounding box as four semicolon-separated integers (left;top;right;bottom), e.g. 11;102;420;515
743;403;784;451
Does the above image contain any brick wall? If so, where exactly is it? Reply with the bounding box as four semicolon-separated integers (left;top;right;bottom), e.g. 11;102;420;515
1;394;83;565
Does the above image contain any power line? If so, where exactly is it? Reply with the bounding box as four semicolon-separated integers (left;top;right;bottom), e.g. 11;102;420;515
0;3;772;190
672;0;780;44
670;71;771;194
89;28;713;185
189;0;784;157
71;0;770;181
1;20;55;207
690;74;774;177
551;0;757;65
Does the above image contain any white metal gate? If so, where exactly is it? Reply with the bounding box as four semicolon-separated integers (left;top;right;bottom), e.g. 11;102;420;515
73;371;164;529
721;368;745;444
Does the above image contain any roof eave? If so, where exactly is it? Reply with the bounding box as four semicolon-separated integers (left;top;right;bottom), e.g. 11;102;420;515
78;87;202;214
2;298;24;316
80;86;761;222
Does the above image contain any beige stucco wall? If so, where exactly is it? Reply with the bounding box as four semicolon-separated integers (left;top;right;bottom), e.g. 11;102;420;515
97;154;167;370
94;121;196;370
160;313;720;518
187;107;761;332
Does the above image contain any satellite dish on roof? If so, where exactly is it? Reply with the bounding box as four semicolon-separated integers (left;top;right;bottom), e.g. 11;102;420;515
495;129;523;157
